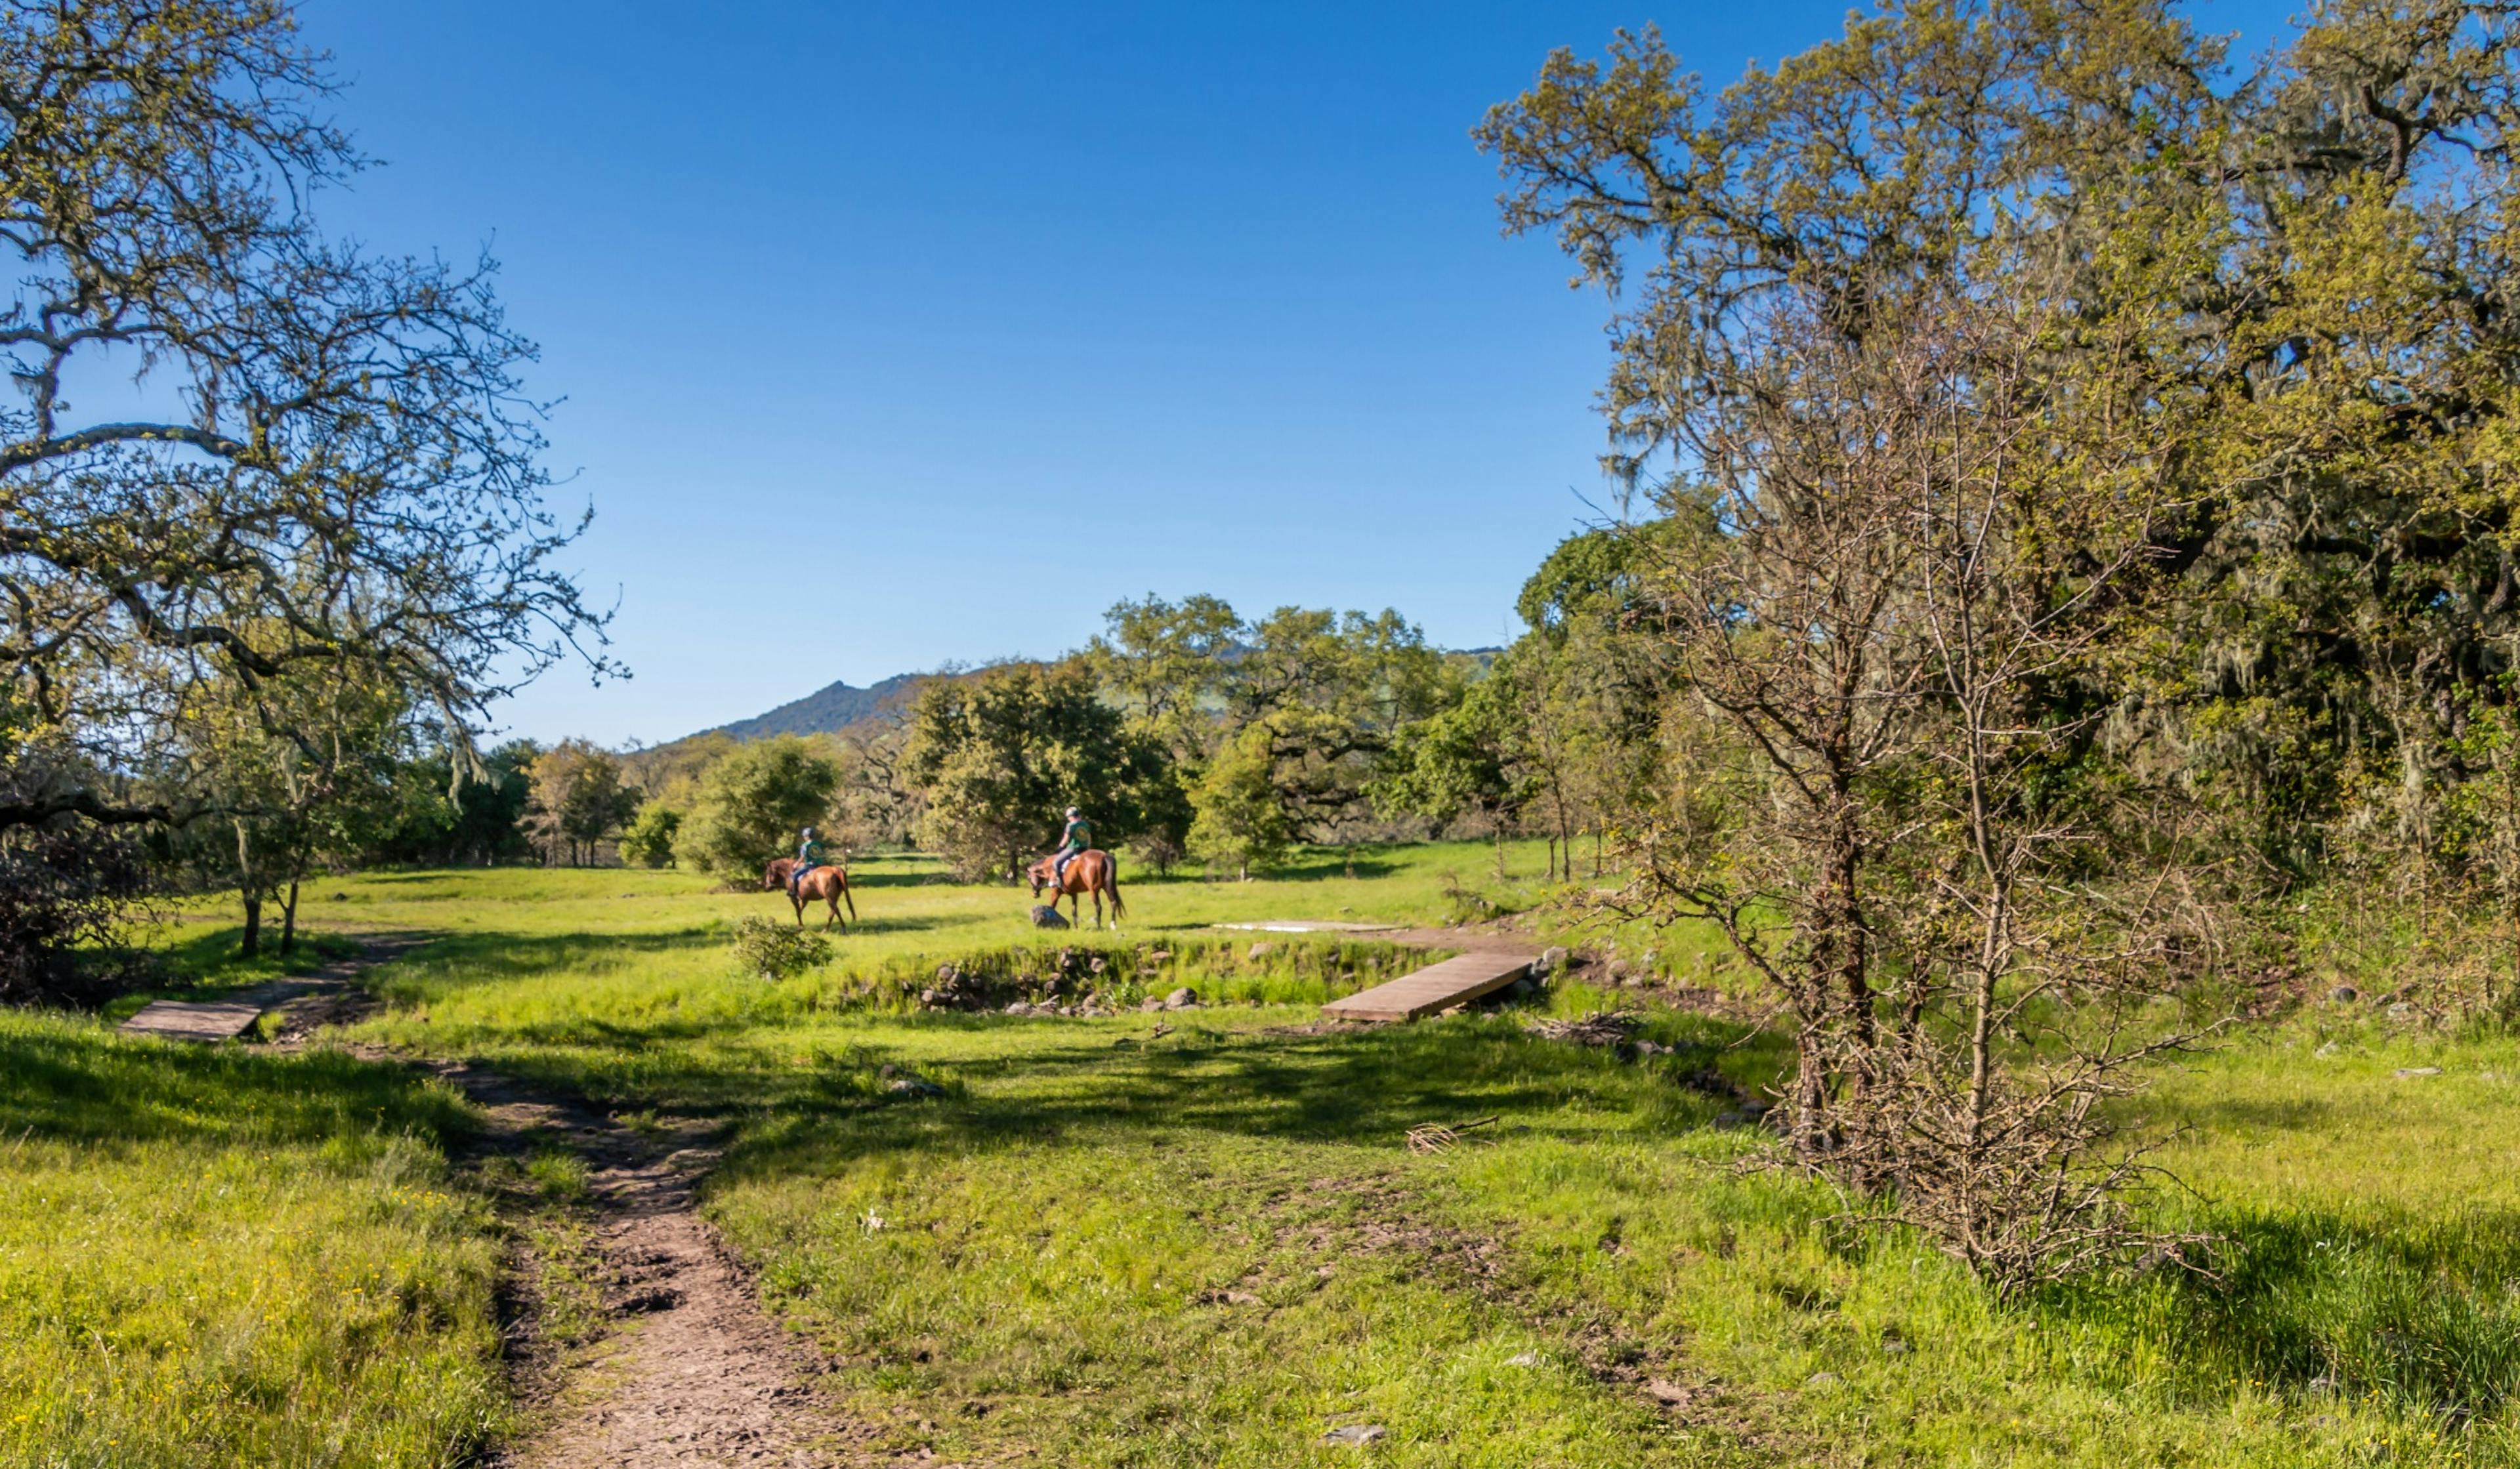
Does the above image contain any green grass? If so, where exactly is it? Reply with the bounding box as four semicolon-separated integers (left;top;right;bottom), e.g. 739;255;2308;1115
13;842;2520;1464
0;1010;503;1468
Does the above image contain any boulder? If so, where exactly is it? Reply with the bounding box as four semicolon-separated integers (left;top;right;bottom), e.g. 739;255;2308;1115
1166;986;1200;1009
1140;996;1167;1012
1538;945;1570;978
1030;905;1070;930
2328;984;2360;1003
1247;941;1278;961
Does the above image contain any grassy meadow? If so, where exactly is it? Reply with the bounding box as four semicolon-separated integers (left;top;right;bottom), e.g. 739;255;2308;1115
4;841;2519;1465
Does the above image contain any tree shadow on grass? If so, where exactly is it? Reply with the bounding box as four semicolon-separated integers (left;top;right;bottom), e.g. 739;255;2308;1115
2041;1203;2520;1421
608;1016;1762;1190
0;1022;471;1148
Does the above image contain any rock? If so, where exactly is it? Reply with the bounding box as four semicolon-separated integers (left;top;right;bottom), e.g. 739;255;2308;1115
1805;1372;1841;1388
2315;1042;2340;1058
1140;996;1167;1012
1507;1350;1544;1367
1320;1424;1385;1446
1030;905;1070;930
1539;945;1570;977
1248;941;1278;961
1165;987;1198;1009
918;988;940;1007
1881;1340;1910;1356
886;1075;943;1098
936;962;959;982
1148;949;1172;964
2387;1001;2414;1021
2328;984;2360;1003
1644;1378;1692;1406
1003;1000;1030;1015
2394;1066;2443;1078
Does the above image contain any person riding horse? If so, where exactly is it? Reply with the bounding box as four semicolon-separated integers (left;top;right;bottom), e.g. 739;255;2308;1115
1050;808;1090;888
791;827;826;896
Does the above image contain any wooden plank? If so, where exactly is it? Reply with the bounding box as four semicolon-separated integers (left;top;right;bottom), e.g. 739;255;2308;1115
119;999;266;1042
1322;951;1537;1023
118;978;324;1043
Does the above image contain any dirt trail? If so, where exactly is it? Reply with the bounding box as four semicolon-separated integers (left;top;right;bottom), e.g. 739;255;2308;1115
276;938;872;1468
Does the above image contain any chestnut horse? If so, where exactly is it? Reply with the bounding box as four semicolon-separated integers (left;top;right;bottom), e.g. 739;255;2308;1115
1028;848;1125;930
763;857;858;931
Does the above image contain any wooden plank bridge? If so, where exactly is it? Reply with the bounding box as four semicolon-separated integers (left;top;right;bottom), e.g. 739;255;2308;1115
1320;949;1538;1023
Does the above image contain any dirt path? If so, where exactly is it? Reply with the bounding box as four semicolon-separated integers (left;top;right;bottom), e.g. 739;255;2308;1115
276;939;873;1468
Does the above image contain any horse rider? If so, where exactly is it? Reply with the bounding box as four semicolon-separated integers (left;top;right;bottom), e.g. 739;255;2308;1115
1049;807;1091;887
792;827;827;895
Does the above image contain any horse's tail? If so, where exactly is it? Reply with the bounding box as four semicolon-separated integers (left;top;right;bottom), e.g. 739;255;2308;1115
1104;853;1125;919
842;872;859;922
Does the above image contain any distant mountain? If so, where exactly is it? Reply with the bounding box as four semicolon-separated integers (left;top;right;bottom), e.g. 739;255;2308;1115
707;671;931;742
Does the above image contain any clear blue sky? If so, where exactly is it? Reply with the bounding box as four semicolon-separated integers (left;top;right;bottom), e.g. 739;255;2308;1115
293;1;2290;749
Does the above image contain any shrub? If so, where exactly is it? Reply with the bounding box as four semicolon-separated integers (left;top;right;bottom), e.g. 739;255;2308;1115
676;737;839;884
619;802;682;868
730;916;830;980
0;824;144;1004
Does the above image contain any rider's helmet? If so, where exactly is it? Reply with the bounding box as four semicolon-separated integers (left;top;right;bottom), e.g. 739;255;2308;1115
1066;807;1080;819
801;827;816;840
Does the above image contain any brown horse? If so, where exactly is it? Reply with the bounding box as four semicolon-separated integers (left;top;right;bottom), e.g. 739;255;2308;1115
763;857;858;931
1028;848;1126;930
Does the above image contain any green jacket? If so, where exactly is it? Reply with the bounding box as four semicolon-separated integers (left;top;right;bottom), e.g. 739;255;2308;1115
797;838;826;868
1057;818;1091;852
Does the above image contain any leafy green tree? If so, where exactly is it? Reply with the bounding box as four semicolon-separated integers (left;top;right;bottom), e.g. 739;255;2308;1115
675;737;839;885
162;663;419;955
619;802;683;869
366;740;540;867
523;741;641;867
1085;593;1246;762
1379;670;1536;879
1188;725;1295;880
902;662;1169;881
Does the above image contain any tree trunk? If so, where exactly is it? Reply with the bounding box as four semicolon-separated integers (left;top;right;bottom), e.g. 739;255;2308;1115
1494;823;1507;880
235;819;262;957
280;878;301;955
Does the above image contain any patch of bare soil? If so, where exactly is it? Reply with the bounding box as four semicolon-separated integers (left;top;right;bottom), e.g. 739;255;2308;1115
280;940;883;1467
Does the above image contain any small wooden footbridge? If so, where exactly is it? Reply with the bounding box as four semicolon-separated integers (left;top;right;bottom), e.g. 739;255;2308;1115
1212;921;1543;1022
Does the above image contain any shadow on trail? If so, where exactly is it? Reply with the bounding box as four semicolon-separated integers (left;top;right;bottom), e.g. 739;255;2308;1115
0;1021;470;1148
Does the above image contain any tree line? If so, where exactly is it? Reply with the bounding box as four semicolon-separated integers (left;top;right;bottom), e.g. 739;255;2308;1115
488;579;1666;890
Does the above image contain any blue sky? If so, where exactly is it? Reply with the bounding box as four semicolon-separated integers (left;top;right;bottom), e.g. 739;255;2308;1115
292;1;2290;748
